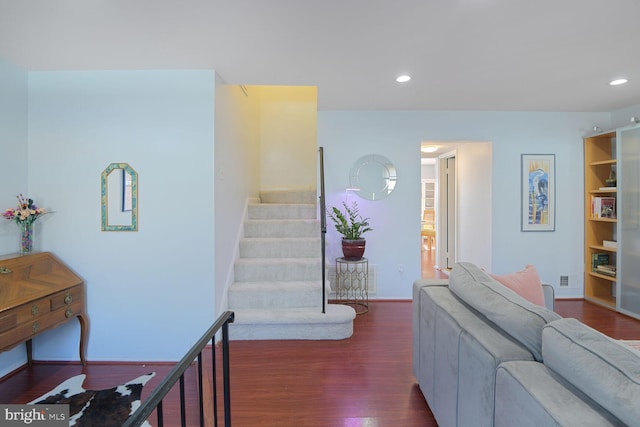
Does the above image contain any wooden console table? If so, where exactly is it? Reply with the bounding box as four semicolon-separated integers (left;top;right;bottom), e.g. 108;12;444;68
0;252;88;365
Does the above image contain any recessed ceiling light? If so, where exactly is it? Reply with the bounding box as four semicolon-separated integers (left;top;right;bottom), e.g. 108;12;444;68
396;75;411;83
609;78;628;86
421;145;438;153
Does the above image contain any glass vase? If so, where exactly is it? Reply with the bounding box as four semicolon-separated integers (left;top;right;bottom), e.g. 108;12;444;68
19;221;34;256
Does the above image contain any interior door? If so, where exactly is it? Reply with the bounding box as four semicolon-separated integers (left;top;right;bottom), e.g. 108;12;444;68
444;155;457;269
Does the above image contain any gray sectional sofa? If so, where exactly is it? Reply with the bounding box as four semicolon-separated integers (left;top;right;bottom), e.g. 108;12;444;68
413;262;640;427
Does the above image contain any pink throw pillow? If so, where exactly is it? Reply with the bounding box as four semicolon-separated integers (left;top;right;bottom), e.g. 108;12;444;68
489;265;545;306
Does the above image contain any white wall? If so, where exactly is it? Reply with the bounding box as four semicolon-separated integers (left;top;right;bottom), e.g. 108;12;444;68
256;86;318;191
214;77;261;314
24;70;217;364
421;163;435;179
0;59;30;373
213;83;319;314
454;142;492;269
319;110;611;299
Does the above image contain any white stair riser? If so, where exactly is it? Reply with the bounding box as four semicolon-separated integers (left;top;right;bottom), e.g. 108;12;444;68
229;322;353;340
228;283;323;309
260;190;317;204
239;238;321;258
248;204;317;220
228;304;356;340
234;259;323;282
244;220;319;238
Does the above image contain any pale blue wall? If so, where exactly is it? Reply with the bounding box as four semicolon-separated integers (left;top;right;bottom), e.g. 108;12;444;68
0;59;29;373
319;110;612;299
1;53;639;373
24;70;216;362
611;104;640;129
0;59;28;253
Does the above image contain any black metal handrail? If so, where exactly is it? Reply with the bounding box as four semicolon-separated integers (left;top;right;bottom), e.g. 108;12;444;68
122;311;235;427
319;147;327;314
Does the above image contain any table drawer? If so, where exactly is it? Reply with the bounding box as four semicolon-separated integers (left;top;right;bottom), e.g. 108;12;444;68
50;285;84;311
0;312;17;334
0;301;84;352
0;286;84;334
7;295;52;326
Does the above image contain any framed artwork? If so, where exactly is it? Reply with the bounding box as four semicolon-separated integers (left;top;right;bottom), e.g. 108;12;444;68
521;154;555;232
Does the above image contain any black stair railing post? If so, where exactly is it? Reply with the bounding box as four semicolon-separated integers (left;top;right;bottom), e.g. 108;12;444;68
222;320;232;427
319;147;327;314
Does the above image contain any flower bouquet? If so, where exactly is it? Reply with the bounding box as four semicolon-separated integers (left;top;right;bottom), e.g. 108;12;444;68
2;194;48;255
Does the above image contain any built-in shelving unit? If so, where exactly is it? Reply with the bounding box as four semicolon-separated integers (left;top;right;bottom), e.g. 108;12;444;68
584;131;617;309
585;126;640;320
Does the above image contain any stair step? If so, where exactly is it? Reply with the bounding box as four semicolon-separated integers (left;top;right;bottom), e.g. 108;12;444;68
248;203;317;220
244;219;320;238
239;237;321;258
234;258;323;282
260;190;317;204
228;281;324;309
229;304;356;340
227;190;354;341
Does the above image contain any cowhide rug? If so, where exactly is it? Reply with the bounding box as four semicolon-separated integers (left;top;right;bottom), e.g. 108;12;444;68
29;372;155;427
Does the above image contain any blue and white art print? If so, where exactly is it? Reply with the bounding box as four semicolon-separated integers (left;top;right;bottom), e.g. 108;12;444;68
521;154;555;232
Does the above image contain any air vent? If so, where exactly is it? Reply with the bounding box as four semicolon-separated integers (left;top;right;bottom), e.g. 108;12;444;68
560;275;569;287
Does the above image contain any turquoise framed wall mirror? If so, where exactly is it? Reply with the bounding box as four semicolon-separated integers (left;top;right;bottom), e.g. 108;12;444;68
101;162;138;231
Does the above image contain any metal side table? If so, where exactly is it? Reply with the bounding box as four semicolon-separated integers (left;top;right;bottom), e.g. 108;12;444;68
335;257;369;314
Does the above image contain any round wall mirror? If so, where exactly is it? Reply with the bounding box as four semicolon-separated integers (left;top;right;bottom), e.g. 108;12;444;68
349;154;397;200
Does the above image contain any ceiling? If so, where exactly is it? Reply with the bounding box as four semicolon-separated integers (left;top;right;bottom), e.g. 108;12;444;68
1;0;639;112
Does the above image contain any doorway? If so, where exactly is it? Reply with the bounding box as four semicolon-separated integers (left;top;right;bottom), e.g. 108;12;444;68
420;141;492;278
420;145;442;278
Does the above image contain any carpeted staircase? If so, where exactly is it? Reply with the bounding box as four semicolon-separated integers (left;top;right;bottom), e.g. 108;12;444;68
228;190;356;340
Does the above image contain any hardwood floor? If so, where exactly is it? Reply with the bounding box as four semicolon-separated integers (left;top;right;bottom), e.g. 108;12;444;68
0;301;435;427
554;298;640;340
421;245;448;279
2;299;640;426
226;301;434;427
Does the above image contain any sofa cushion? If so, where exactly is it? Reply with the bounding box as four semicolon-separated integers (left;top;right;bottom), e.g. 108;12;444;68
543;318;640;427
496;361;623;427
449;262;561;361
489;264;545;306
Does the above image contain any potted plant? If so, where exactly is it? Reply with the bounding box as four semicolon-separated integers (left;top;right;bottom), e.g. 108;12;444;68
328;201;372;260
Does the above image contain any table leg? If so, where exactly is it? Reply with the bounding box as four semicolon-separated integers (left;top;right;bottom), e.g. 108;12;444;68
77;313;89;366
26;339;33;367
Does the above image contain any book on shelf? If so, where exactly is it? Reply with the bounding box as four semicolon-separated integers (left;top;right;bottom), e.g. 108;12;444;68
591;196;616;219
592;252;616;277
603;240;618;249
599;187;617;191
595;264;617;277
591;253;609;270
